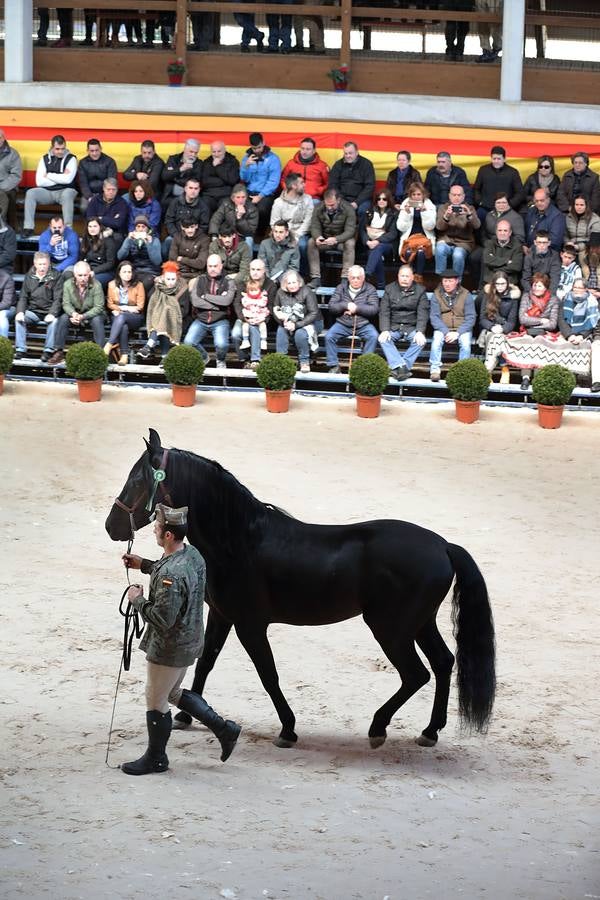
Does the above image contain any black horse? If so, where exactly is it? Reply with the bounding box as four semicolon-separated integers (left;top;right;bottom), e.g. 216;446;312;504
105;429;496;749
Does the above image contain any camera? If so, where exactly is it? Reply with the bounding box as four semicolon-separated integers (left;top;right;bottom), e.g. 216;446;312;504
451;205;462;214
52;227;61;235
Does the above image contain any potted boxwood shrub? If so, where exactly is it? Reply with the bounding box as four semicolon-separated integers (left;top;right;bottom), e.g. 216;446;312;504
349;352;390;418
445;358;491;424
255;352;297;413
0;335;15;395
531;364;576;429
162;344;206;407
65;341;109;402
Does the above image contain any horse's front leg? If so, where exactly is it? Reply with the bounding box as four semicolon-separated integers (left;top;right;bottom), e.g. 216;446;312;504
173;607;233;729
235;621;297;748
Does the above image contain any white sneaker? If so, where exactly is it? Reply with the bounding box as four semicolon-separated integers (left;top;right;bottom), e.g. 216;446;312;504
216;360;226;371
260;340;267;350
239;339;250;350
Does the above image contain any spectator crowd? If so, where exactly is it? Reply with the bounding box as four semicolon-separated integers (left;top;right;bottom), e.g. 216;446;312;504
1;127;599;390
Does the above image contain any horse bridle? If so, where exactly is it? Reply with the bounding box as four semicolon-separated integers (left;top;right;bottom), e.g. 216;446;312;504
114;449;173;547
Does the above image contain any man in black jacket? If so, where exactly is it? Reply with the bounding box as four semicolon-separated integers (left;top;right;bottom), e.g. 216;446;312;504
325;266;379;373
78;138;117;212
162;139;203;204
123;140;165;199
14;251;63;361
200;142;240;214
328;142;375;224
165;177;211;241
473;146;524;224
184;254;235;369
378;266;429;380
424;151;472;206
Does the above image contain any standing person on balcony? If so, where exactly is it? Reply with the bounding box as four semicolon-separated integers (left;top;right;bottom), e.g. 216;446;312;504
0;130;22;226
36;7;73;47
280;137;330;204
424;151;471;207
78;139;118;214
474;0;502;63
386;150;422;211
443;0;474;61
235;1;265;52
240;133;282;232
22;135;78;238
266;0;294;53
473;145;524;225
329;142;375;227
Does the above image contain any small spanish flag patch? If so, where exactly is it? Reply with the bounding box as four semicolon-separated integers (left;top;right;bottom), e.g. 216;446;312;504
162;578;173;586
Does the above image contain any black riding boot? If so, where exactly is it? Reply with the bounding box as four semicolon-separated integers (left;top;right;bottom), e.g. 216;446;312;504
121;709;171;775
177;689;241;762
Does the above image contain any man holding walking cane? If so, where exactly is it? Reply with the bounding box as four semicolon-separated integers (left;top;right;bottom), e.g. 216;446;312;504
324;266;380;373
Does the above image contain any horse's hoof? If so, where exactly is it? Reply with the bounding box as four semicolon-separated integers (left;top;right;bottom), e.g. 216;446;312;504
273;736;295;748
416;733;437;747
369;734;386;749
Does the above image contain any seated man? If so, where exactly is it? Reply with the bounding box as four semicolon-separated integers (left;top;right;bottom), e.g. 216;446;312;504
429;269;476;381
208;226;251;285
270;173;313;270
200;142;240;215
0;129;23;224
23;134;78;237
117;215;163;293
435;184;480;279
473;146;524;224
521;230;560;295
328;141;375;224
0;214;17;274
307;188;356;289
47;261;106;366
258;220;300;282
482;220;524;287
165;177;211;241
424;151;472;207
208;183;259;248
482;192;526;244
239;132;282;230
78;138;118;213
325;265;379;374
524;188;565;252
378;265;429;381
14;250;63;362
280;137;329;203
184;254;235;370
86;178;129;247
123;139;165;200
231;258;278;366
556;152;600;215
0;266;16;339
38;215;79;273
168;218;210;282
162;138;203;204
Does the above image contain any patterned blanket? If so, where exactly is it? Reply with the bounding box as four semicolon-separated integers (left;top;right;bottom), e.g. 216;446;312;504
484;332;591;376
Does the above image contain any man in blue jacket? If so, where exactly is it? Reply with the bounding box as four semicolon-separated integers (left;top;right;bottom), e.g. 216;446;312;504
38;215;79;273
523;188;565;252
239;132;282;231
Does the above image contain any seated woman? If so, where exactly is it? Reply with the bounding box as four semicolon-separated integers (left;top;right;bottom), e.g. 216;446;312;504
565;197;600;276
521;155;560;210
396;183;436;284
478;270;520;383
105;261;146;366
137;261;189;362
386;150;422;210
559;277;600;389
273;269;320;374
360;188;398;291
496;273;559;390
124;180;162;234
80;216;116;288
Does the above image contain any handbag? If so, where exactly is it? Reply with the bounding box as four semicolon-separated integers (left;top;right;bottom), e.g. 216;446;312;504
401;233;433;262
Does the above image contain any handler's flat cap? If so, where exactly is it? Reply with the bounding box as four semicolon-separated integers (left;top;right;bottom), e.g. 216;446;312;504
155;503;188;526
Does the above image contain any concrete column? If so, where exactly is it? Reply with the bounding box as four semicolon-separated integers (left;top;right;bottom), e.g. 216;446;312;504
500;0;526;103
4;0;33;83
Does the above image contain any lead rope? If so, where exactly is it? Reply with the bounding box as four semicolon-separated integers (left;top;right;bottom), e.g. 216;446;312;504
105;527;144;769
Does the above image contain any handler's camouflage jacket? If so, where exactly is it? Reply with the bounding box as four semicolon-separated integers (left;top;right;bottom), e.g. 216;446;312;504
132;544;206;667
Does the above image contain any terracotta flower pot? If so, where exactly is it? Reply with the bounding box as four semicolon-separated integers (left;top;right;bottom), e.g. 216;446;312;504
356;394;382;418
76;379;102;402
454;399;480;424
537;403;564;429
265;389;291;413
171;384;197;407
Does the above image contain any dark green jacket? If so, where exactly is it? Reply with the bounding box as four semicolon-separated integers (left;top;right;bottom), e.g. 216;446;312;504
62;278;105;320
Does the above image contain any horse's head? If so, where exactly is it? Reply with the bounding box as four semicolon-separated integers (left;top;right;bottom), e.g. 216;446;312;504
105;428;170;541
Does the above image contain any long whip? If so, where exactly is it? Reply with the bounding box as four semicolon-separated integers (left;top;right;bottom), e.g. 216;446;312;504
345;314;358;393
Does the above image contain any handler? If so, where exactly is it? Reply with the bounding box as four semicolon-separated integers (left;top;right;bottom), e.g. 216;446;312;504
121;503;241;775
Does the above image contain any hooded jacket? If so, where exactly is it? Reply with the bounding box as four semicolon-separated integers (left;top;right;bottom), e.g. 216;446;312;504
280;150;329;199
240;146;282;197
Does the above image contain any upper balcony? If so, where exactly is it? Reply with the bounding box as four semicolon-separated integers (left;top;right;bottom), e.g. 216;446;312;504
1;1;599;105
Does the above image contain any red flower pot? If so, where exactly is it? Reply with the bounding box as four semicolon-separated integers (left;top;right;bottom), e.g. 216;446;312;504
76;379;102;402
356;394;382;418
537;403;564;429
454;399;480;424
265;389;291;413
171;384;196;407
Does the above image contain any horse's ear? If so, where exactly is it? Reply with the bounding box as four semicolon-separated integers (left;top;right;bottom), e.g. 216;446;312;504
148;428;162;451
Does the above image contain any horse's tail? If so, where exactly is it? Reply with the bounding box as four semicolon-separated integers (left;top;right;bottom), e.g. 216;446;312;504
447;542;496;733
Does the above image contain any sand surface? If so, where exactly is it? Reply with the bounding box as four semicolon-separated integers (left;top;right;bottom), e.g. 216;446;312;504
1;382;598;900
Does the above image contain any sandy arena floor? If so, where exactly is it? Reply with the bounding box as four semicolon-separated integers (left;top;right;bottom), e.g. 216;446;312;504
1;381;598;900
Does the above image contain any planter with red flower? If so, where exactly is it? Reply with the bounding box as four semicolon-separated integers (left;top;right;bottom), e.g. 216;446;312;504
167;58;186;86
328;64;350;92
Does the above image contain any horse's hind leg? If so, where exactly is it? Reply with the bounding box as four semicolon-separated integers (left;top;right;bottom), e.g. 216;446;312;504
364;613;431;748
173;608;232;728
415;620;455;747
234;621;297;748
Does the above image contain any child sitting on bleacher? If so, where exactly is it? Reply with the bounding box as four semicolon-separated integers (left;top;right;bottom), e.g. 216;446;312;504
239;279;269;352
